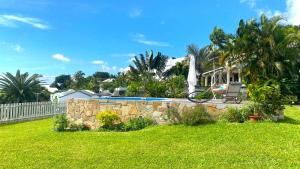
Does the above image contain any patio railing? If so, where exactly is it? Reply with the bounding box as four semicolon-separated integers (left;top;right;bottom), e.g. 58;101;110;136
0;102;66;124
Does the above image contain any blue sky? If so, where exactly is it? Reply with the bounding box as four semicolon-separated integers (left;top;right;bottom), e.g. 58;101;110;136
0;0;298;84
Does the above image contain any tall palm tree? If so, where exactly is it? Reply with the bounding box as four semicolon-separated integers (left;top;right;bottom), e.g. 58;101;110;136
0;70;43;103
129;50;168;80
187;44;216;85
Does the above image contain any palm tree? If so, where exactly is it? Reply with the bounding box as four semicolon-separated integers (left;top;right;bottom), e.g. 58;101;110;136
129;50;168;80
0;70;43;103
187;44;217;85
128;50;168;95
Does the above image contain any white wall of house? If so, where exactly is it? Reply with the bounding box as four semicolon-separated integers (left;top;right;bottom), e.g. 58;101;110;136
51;92;94;103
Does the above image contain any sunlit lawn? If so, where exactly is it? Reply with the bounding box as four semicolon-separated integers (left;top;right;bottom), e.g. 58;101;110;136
0;106;299;169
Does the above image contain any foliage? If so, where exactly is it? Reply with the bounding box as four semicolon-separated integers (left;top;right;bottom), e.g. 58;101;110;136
145;79;167;97
181;105;212;125
68;122;89;131
187;44;211;81
71;71;87;90
129;50;168;79
128;50;168;96
248;84;285;115
96;110;122;130
165;75;187;98
50;74;72;90
163;60;189;79
124;116;154;131
208;14;300;101
126;82;142;97
0;70;47;103
195;89;214;100
53;114;69;132
221;107;245;123
166;108;182;124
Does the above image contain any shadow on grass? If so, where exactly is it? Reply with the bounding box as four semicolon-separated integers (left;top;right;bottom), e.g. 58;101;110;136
278;116;300;125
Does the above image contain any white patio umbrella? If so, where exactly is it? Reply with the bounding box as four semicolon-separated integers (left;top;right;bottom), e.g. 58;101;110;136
187;54;197;96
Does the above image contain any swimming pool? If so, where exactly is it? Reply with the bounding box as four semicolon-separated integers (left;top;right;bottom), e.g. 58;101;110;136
98;97;170;101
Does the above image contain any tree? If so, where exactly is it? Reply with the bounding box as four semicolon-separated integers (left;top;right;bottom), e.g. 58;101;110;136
163;59;189;79
50;75;72;90
209;14;300;98
71;71;87;89
187;44;212;83
0;70;46;103
93;72;111;80
129;50;168;80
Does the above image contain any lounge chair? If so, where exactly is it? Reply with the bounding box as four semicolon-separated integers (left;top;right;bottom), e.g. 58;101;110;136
223;82;242;104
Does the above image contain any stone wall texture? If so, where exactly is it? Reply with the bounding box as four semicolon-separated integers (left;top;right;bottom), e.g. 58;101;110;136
67;99;236;129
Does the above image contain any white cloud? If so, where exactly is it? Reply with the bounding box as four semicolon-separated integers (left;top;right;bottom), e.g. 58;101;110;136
14;44;24;53
0;41;24;53
242;0;300;26
165;57;186;71
133;33;170;47
286;0;300;25
0;14;50;29
240;0;256;8
129;8;142;18
258;9;285;18
119;67;130;73
52;53;70;62
92;60;105;65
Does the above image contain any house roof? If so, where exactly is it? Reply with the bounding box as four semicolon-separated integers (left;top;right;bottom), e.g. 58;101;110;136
58;90;96;98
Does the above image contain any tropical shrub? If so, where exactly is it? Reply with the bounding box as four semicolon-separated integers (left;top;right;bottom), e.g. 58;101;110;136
96;110;123;130
126;82;142;97
69;122;89;131
54;114;69;132
124;116;154;131
165;75;187;98
166;108;182;124
248;84;285;115
145;80;167;97
181;105;212;125
195;89;214;100
221;107;245;123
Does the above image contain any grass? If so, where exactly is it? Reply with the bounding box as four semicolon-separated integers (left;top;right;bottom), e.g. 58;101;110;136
0;106;300;169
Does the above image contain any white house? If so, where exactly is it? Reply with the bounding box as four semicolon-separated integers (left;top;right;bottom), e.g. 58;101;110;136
50;90;98;103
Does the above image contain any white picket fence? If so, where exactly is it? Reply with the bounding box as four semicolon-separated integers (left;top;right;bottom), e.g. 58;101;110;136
0;102;66;123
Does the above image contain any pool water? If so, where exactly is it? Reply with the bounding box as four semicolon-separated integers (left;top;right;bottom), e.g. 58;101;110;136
98;97;170;101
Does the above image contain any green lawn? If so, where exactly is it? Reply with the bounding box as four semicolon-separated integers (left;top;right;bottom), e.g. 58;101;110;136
0;106;300;169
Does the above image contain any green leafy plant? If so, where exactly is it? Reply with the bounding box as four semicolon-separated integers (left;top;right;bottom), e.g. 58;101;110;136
181;105;212;125
248;84;284;115
124;116;154;131
69;122;89;131
195;89;213;100
96;110;123;130
53;114;69;132
221;107;245;123
166;108;182;124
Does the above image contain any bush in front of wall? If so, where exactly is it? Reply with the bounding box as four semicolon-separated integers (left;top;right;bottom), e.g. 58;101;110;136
124;116;154;131
54;114;90;132
221;106;245;123
69;122;89;131
96;110;123;131
166;107;182;124
181;105;212;125
54;114;69;132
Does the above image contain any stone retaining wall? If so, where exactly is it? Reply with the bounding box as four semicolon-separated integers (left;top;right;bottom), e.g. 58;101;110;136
67;99;237;129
